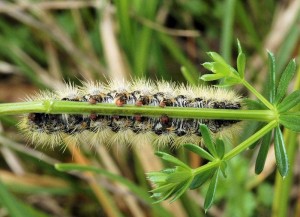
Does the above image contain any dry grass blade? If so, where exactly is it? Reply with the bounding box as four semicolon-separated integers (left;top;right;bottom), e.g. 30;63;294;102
0;135;60;165
99;3;131;82
0;0;100;12
135;144;188;217
247;0;300;91
96;145;147;217
2;0;106;80
134;14;201;37
66;140;121;217
11;46;63;89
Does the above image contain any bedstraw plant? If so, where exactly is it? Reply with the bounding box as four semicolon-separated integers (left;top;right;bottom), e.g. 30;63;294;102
0;42;299;212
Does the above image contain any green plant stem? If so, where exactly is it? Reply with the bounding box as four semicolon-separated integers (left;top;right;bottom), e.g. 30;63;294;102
193;160;221;176
193;120;277;176
242;79;275;110
0;101;276;122
223;120;277;160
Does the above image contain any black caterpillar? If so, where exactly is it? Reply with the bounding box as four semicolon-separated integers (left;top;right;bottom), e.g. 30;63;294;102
20;80;242;148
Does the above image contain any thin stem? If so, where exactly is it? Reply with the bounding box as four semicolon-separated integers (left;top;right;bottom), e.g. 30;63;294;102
242;80;275;110
193;160;221;176
193;120;277;176
66;142;124;217
0;101;276;122
223;120;277;160
0;102;46;115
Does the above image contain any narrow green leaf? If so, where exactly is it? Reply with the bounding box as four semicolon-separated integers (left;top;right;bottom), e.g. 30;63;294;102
152;185;177;203
279;114;300;131
202;62;214;71
183;144;215;161
215;139;225;159
237;49;246;79
150;183;176;194
189;169;215;190
209;62;233;75
155;152;190;169
275;59;297;104
200;73;225;81
170;178;193;202
207;52;228;66
204;168;220;211
277;90;300;112
167;170;192;183
237;39;243;54
255;131;272;174
267;51;276;103
274;127;289;177
221;76;241;86
162;168;176;174
248;123;265;149
147;172;169;183
200;124;217;157
220;161;228;178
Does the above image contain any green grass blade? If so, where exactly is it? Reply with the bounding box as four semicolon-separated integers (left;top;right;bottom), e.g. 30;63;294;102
158;34;200;83
114;0;133;58
276;17;300;73
181;66;197;85
0;179;28;217
0;179;50;217
235;1;262;52
133;0;159;77
55;163;172;217
220;0;236;63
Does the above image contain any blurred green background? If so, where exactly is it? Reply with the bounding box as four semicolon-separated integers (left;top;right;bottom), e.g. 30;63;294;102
0;0;299;216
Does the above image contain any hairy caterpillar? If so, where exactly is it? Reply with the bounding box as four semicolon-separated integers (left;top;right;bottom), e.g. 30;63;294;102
19;79;243;148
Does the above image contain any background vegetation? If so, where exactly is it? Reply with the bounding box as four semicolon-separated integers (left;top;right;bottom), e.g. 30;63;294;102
0;0;299;216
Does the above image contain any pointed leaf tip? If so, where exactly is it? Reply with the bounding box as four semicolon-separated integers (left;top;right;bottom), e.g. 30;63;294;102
275;59;297;104
274;127;289;177
204;168;220;210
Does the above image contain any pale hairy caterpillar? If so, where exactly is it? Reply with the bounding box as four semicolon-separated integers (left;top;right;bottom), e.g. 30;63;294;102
19;79;243;148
